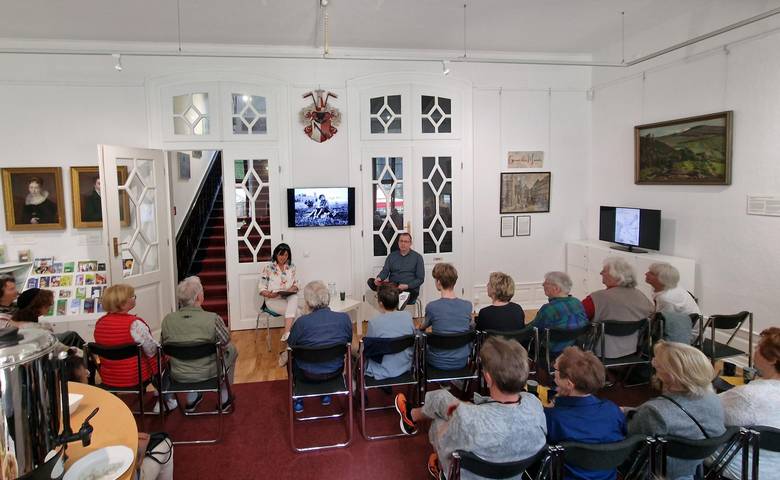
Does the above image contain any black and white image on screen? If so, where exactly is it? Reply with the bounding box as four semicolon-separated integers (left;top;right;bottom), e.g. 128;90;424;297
292;188;350;227
615;207;640;246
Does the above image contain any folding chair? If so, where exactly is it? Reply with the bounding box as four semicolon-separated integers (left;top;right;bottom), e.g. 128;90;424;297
656;426;745;480
700;311;753;367
358;335;419;440
449;445;563;480
748;426;780;480
540;324;596;374
596;318;653;387
287;342;353;452
255;303;282;352
560;435;654;480
421;330;478;402
87;342;161;421
481;326;538;375
159;341;231;444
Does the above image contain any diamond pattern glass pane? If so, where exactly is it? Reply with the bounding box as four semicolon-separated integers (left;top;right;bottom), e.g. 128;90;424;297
231;94;268;135
234;159;272;263
139;188;158;243
233;118;249;134
422;118;435;133
252;96;267;115
172;92;210;136
192;93;209;114
372;156;404;256
420;95;452;134
136;159;154;187
388;95;401;114
126;173;145;204
232;94;249;114
370;97;383;115
388;118;402;133
422;156;453;254
423;157;435;178
439;118;452;133
143;245;159;272
438;97;451;114
370;95;403;134
372;157;386;181
421;96;436;114
118;156;160;278
370;118;384;134
193;117;209;136
173;117;189;135
173;95;189;115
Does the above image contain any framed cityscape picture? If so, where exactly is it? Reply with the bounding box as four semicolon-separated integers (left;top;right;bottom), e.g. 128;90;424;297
2;167;66;231
635;111;732;185
499;172;551;214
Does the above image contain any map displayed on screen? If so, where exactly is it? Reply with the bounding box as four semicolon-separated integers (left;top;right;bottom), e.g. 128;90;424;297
615;207;640;246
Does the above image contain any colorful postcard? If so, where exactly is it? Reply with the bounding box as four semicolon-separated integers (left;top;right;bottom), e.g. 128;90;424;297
75;274;84;286
96;300;105;314
59;275;73;287
68;298;81;315
33;257;53;274
75;287;86;300
59;289;72;298
83;298;95;314
63;262;75;273
90;286;103;298
45;303;54;316
39;276;50;288
52;262;64;274
97;262;106;271
77;260;98;272
123;258;134;271
49;275;61;288
56;299;67;316
25;277;38;289
84;274;95;285
95;273;106;285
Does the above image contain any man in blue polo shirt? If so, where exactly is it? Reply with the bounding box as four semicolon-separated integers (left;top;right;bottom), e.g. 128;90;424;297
367;233;424;307
545;347;626;480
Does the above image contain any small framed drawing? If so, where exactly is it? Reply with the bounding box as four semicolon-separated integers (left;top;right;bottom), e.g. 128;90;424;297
516;215;531;236
2;167;66;231
500;216;515;237
178;152;191;180
500;172;551;214
507;151;544;169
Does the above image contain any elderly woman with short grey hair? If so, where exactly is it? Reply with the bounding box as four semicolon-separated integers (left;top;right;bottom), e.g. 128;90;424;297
288;280;353;413
582;257;653;358
161;275;239;412
530;271;589;354
645;262;700;316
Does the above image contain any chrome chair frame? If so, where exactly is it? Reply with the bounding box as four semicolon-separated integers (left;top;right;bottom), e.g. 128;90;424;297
596;318;653;387
655;426;746;480
255;302;282;352
159;341;230;445
420;330;479;403
287;342;353;452
357;335;420;441
699;311;753;367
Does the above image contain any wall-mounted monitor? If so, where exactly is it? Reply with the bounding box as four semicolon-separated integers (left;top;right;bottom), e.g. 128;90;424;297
287;187;355;228
599;206;661;253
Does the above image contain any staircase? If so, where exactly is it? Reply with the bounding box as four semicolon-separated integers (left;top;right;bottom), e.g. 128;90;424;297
190;194;229;323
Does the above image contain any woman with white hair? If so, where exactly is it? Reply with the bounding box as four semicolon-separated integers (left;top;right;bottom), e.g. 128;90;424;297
530;271;589;354
287;280;352;413
161;276;239;412
626;341;725;480
582;257;653;358
645;262;700;316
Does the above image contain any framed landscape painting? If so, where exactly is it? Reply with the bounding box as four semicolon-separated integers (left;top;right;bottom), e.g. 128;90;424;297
635;111;732;185
500;172;551;214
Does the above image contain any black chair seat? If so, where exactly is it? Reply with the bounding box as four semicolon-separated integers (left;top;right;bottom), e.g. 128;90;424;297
700;340;744;360
293;375;347;397
663;426;741;460
365;371;415;388
753;425;780;453
602;353;649;367
427;365;476;381
166;377;219;393
561;435;648;471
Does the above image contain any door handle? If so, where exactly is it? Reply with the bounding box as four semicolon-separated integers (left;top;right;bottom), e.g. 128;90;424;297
112;237;128;257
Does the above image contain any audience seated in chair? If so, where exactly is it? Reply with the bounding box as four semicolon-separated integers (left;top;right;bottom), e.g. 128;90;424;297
625;341;725;480
645;262;700;316
394;336;547;479
288;280;353;413
582;257;653;359
531;271;589;355
419;263;473;371
475;272;525;332
710;327;780;480
545;346;626;480
64;348;174;480
0;275;19;322
11;288;86;348
363;285;416;381
94;284;177;412
367;233;425;306
161;276;238;412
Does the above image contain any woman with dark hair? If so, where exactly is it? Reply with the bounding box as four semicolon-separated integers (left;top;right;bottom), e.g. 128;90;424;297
259;243;300;341
11;288;86;348
22;176;58;224
0;275;19;320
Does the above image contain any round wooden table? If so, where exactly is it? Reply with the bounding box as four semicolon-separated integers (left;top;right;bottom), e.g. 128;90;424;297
65;382;138;480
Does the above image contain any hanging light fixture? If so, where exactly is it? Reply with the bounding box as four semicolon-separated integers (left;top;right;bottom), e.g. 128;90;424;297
112;53;123;71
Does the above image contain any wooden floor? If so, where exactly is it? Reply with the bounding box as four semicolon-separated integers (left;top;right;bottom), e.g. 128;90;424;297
232;308;539;384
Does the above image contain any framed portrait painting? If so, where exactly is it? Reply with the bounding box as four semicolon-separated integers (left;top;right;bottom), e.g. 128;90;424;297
70;166;131;228
635;111;733;185
2;167;66;230
500;172;551;214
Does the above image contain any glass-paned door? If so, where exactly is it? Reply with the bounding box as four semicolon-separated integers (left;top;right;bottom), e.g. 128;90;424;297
234;159;272;263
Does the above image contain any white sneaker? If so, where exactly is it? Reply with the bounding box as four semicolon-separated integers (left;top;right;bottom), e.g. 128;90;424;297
151;397;179;414
398;292;411;311
280;331;290;342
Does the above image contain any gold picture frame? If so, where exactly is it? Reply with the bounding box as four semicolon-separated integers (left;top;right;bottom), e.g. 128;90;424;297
70;166;131;228
2;167;66;231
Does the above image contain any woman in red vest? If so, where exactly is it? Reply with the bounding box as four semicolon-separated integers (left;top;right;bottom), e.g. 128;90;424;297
94;284;178;411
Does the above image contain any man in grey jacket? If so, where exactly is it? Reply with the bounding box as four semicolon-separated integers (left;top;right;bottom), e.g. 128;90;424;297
367;233;425;305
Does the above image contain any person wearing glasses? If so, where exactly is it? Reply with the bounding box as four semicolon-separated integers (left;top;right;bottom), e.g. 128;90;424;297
94;284;177;412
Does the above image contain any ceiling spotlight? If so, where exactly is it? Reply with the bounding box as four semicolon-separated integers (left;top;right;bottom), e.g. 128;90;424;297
112;53;123;72
320;0;328;6
441;60;450;76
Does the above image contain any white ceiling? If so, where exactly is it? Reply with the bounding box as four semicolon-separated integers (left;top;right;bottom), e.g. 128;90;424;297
0;0;775;55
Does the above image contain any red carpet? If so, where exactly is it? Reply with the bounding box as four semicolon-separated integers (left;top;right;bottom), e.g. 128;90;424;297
191;196;229;324
167;380;432;480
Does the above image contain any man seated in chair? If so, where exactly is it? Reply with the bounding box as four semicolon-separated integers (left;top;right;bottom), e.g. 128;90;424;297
288;280;353;413
394;337;547;479
363;285;417;381
367;233;424;309
161;276;238;413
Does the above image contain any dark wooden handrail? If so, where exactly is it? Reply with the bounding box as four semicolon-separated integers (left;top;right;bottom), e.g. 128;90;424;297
176;152;222;281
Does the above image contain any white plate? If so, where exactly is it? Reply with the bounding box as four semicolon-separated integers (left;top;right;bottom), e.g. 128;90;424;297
68;393;83;412
64;445;134;480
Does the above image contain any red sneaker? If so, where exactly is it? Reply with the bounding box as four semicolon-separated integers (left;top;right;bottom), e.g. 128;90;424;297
394;393;417;435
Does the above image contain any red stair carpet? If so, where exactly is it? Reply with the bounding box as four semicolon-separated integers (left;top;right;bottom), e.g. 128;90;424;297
169;380;431;479
191;197;229;325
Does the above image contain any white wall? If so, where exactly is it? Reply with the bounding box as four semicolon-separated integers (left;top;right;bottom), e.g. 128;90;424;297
590;12;780;333
169;150;217;235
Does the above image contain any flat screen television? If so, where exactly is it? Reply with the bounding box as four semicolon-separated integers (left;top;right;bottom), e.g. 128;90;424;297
287;187;356;228
599;206;661;252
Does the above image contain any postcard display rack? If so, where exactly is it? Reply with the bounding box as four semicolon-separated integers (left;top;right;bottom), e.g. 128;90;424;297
25;257;108;341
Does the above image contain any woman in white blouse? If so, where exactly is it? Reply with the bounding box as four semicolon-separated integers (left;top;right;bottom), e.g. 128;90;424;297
259;243;299;341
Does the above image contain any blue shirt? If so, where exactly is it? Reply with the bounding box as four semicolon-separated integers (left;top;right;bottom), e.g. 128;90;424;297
545;395;626;480
422;297;473;370
288;307;352;375
531;296;588;353
378;249;425;291
365;310;416;380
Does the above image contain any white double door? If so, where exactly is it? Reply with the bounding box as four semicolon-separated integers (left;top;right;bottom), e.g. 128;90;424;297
362;143;463;306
